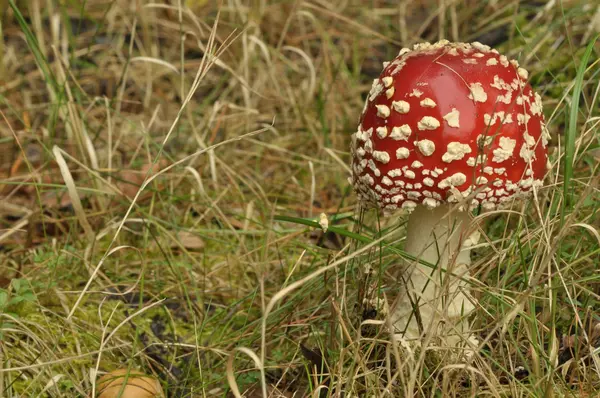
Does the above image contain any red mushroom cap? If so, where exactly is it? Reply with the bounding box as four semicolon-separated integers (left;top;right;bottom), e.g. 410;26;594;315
351;40;549;212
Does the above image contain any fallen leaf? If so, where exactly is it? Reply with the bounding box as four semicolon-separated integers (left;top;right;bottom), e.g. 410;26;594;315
117;160;168;199
172;231;205;250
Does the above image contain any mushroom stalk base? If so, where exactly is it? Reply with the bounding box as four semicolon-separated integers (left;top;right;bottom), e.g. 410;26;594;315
392;204;475;344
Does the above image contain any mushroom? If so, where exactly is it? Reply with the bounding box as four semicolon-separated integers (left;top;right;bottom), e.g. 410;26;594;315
350;40;549;345
95;369;164;398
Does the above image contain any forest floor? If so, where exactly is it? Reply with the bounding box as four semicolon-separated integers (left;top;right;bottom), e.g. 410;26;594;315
1;0;600;397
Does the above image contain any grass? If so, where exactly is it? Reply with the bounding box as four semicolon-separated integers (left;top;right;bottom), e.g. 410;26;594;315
0;0;599;397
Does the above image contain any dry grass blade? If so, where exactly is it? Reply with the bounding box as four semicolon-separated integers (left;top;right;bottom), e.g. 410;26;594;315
226;347;267;398
52;146;94;240
130;56;180;74
90;298;165;397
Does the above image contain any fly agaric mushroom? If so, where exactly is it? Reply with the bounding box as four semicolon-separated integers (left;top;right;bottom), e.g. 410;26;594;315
350;40;549;343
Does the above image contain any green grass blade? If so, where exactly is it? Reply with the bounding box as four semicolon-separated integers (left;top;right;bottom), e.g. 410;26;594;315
562;34;599;221
274;215;437;268
274;214;370;243
8;0;58;94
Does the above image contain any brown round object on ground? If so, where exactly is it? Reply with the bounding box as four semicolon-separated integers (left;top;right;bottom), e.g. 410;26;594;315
95;369;164;398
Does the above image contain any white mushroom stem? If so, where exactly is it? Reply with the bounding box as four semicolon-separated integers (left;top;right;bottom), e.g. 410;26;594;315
392;204;475;342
